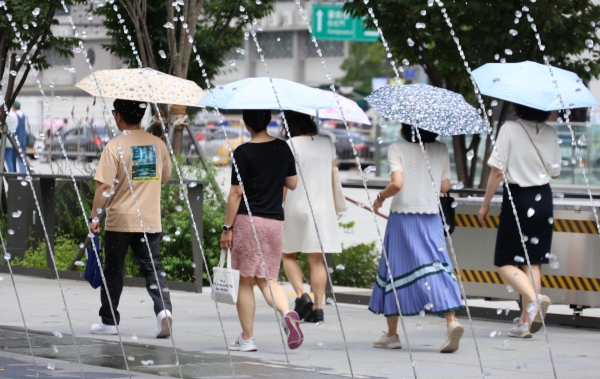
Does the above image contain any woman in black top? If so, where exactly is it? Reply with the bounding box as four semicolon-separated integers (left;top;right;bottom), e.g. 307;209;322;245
221;109;302;352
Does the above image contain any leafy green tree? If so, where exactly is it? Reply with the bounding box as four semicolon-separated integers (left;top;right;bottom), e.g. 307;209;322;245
339;42;388;93
0;0;82;172
344;0;600;187
95;0;276;157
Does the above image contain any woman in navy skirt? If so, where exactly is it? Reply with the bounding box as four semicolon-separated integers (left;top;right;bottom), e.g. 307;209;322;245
478;104;560;338
371;124;465;353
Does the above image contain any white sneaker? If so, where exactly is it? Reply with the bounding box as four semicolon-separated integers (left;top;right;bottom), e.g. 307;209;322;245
373;333;402;349
156;310;173;338
509;318;532;338
91;321;118;335
440;320;464;353
228;333;258;352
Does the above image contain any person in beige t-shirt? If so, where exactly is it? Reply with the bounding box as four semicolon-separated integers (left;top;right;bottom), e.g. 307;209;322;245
88;98;174;339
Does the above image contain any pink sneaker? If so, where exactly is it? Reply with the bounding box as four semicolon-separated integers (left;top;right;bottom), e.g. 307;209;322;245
283;310;304;349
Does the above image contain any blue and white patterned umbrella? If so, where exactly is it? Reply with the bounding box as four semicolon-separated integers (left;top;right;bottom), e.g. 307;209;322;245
365;84;489;136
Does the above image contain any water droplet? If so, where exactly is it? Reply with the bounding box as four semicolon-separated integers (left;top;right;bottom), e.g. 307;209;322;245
9;70;17;76
162;287;170;292
482;372;491;379
496;308;502;315
424;303;433;310
548;217;554;224
158;50;167;59
419;310;425;317
175;205;183;212
538;170;547;179
527;208;535;217
509;29;518;36
466;150;474;160
515;10;522;17
317;342;323;347
47;363;55;370
534;194;541;202
530;237;539;245
443;287;449;293
554;192;564;199
505;48;513;55
127;355;135;361
437;244;445;251
74;261;85;267
490;330;499;338
494;54;500;60
416;322;422;329
506;285;514;293
87;12;93;20
578;135;587;146
11;210;22;218
0;276;4;281
163;235;171;242
407;38;415;47
424;282;431;290
451;201;458;208
412;361;417;367
500;339;510;347
141;359;154;365
316;321;324;327
131;333;138;340
344;229;355;235
53;331;63;338
188;181;198;188
585;39;594;49
415;22;426;29
32;7;40;16
514;256;525;263
7;229;14;235
335;264;345;271
550;261;560;269
102;191;111;198
52;345;59;353
326;297;334;304
164;22;174;29
363;165;376;174
452;181;464;190
4;253;11;260
149;284;158;290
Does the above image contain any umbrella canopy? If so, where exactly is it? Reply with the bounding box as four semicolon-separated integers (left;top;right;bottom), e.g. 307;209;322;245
44;118;65;130
365;84;488;136
296;90;371;125
198;77;336;110
75;68;205;107
472;61;598;111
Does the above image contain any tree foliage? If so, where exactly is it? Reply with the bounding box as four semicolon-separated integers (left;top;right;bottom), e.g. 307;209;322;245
95;0;276;86
344;0;600;187
0;0;82;122
339;42;388;93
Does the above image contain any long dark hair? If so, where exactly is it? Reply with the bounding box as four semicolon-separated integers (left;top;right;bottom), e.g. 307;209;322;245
514;103;551;122
282;110;317;139
401;123;438;143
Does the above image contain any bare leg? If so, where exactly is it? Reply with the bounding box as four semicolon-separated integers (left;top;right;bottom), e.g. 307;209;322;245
308;253;327;310
496;265;537;323
386;316;399;337
282;253;304;298
444;312;456;327
236;276;256;339
521;264;542;320
256;278;290;316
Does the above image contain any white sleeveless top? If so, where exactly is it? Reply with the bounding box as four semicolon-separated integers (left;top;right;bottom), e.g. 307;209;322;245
388;140;450;214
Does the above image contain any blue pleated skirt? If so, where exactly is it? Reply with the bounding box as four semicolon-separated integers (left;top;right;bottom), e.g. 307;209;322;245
369;212;464;317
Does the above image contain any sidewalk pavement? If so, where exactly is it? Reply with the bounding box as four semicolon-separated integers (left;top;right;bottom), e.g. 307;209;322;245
1;274;600;378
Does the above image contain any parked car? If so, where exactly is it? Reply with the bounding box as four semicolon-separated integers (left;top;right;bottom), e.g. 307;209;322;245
48;125;114;160
320;128;375;170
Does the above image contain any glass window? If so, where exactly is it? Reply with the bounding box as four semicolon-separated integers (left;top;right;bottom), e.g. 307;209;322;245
42;50;71;66
254;32;293;59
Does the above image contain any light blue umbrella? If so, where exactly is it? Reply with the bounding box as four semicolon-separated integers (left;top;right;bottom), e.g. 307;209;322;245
198;77;336;110
472;61;598;111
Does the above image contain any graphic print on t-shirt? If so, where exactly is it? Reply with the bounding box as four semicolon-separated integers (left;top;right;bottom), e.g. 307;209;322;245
131;145;159;181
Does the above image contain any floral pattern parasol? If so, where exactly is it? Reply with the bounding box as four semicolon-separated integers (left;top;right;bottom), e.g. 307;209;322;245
365;83;488;136
75;68;205;107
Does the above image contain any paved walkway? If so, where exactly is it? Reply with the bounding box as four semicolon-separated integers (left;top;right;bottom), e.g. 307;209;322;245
1;275;599;378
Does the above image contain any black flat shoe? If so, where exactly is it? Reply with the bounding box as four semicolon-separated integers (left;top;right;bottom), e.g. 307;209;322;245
304;308;324;323
294;293;314;320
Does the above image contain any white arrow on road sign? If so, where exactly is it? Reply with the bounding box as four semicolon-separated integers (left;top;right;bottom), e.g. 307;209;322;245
316;9;323;32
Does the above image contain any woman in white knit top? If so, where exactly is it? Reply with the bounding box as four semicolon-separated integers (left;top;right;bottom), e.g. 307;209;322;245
369;124;464;353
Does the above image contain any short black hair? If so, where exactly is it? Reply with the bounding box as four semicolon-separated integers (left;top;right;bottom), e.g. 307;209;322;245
243;109;271;133
282;110;317;139
401;123;438;143
113;99;147;125
514;103;550;123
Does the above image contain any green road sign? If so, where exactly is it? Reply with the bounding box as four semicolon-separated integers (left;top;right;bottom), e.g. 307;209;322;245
312;3;379;42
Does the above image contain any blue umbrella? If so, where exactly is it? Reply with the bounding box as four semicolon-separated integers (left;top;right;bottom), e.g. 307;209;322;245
198;77;336;110
472;61;598;111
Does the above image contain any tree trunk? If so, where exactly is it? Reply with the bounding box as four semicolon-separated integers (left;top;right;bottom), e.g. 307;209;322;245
452;135;467;185
170;105;188;157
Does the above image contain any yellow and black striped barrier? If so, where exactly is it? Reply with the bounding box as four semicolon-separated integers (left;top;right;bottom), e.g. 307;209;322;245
456;268;600;292
455;213;599;234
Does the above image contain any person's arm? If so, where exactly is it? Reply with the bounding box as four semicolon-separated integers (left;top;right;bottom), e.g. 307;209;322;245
89;182;112;233
373;171;403;213
283;187;288;202
440;179;451;194
285;175;298;190
220;184;243;249
478;167;503;226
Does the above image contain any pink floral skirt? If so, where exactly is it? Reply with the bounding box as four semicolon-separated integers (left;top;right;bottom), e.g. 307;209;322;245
231;214;283;279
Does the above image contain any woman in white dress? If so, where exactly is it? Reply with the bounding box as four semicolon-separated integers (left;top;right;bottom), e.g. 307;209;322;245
282;111;343;324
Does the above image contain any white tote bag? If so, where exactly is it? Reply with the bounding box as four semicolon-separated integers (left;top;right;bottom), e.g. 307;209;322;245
210;249;240;305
